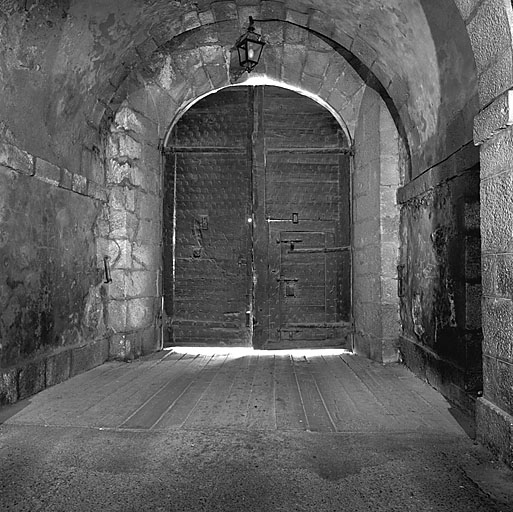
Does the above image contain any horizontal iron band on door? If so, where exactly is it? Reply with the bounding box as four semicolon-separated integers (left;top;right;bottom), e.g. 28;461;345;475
266;147;353;155
166;146;247;153
287;246;351;254
279;322;352;330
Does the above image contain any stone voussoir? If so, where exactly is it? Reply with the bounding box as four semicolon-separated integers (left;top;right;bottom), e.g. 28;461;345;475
0;142;34;175
474;89;513;145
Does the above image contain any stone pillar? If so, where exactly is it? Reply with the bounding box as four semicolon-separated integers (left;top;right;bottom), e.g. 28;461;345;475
379;102;402;363
474;90;513;466
101;104;163;359
353;87;401;363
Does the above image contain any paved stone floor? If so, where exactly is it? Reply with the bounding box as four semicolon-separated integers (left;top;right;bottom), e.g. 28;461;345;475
1;348;512;511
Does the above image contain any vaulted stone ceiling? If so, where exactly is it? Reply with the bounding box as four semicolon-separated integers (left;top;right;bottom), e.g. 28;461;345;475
0;0;477;174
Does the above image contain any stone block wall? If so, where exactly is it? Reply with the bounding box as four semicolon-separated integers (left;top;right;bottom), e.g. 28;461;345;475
452;0;513;466
102;105;163;360
0;142;109;405
352;87;401;363
397;143;481;412
474;90;513;465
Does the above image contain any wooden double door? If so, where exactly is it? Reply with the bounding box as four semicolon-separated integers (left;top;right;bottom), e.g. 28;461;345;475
164;86;352;349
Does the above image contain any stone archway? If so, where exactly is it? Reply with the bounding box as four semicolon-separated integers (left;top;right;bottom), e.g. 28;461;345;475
162;84;355;350
0;0;511;469
104;23;403;362
98;0;513;468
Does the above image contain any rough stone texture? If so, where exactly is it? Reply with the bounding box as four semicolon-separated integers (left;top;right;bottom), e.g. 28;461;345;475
0;168;104;367
0;0;510;470
352;87;401;363
454;0;481;22
0;368;18;404
0;142;34;175
496;255;513;298
101;102;162;360
0;146;111;405
477;397;513;467
18;360;46;400
398;336;476;412
398;160;482;412
126;298;156;330
0;0;480;188
0;340;114;406
474;90;513;145
481;171;513;254
481;125;513;180
46;350;71;388
34;158;61;187
70;339;109;377
140;325;160;354
353;89;382;359
467;0;512;74
483;356;513;416
475;0;513;453
399;144;479;201
477;45;513;110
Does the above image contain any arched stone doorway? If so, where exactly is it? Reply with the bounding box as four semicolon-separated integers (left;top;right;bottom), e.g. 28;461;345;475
1;0;513;470
163;85;353;349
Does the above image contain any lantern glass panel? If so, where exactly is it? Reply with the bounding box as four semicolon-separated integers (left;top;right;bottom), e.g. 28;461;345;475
247;40;263;64
237;43;247;67
234;20;265;72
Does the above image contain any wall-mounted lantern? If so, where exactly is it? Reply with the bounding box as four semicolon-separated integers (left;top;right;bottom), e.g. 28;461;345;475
235;16;266;73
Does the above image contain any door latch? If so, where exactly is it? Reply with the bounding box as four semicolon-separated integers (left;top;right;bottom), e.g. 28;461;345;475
285;282;296;297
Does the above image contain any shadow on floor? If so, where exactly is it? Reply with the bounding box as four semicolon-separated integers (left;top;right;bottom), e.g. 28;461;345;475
447;405;476;439
0;399;31;425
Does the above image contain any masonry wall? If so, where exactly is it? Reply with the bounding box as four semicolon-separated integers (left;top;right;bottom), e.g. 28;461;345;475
0;98;164;404
102;106;163;360
456;0;513;467
397;144;482;412
352;87;401;363
0;151;109;405
475;102;513;464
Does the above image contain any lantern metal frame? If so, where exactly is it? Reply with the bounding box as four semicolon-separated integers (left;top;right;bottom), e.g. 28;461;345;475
235;16;266;73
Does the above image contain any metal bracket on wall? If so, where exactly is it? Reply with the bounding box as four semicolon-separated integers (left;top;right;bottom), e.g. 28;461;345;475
103;256;112;284
397;264;405;297
200;215;209;230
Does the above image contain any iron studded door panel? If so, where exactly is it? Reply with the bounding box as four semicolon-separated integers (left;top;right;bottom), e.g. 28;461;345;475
269;226;351;347
164;88;252;346
165;85;351;349
258;86;352;349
